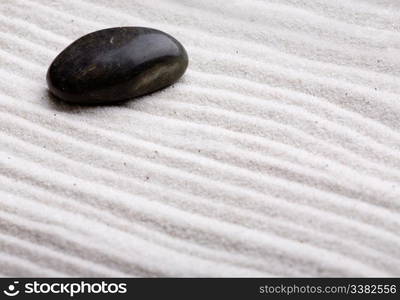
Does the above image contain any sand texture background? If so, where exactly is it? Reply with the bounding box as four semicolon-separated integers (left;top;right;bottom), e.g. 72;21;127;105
0;0;400;276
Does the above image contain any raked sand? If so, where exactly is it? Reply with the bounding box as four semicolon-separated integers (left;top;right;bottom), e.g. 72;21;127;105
0;0;400;276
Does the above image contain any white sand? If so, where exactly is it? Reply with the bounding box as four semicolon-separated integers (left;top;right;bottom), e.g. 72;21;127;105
0;0;399;276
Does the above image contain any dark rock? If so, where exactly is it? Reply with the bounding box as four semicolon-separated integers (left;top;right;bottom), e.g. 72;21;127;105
47;27;188;105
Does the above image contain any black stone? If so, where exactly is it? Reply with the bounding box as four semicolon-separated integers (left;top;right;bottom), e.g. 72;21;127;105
47;27;188;105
